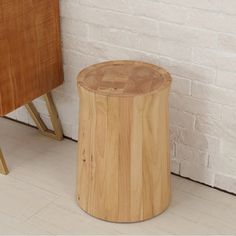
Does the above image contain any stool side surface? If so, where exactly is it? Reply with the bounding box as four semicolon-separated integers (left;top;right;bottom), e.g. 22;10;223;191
77;60;171;97
77;84;172;222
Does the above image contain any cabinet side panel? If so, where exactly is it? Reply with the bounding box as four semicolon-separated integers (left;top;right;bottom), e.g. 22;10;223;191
0;0;63;116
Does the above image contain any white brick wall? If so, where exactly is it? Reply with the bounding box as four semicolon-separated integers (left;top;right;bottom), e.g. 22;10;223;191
7;0;236;193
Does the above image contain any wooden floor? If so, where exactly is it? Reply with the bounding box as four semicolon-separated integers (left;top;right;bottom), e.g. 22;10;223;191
0;117;236;235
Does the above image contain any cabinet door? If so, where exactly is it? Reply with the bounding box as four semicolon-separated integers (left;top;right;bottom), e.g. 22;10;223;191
0;0;63;115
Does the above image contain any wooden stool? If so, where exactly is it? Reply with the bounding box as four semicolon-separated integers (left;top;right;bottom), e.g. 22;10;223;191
77;60;172;222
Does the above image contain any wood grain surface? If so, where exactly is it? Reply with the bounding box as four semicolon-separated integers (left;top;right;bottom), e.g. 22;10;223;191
0;148;9;175
78;60;171;96
0;0;63;116
77;61;172;222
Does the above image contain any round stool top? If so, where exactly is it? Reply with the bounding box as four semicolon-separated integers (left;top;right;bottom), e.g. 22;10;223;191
77;60;171;96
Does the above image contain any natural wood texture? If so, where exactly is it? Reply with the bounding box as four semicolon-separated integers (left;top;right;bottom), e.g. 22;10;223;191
77;61;172;222
0;0;63;116
0;148;8;175
25;92;63;141
78;60;171;96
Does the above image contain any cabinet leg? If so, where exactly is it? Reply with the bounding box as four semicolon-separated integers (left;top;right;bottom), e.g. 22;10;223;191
0;148;9;175
0;92;62;175
25;92;63;141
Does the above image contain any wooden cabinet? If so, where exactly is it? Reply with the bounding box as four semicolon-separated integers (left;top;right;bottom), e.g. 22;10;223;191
0;0;63;115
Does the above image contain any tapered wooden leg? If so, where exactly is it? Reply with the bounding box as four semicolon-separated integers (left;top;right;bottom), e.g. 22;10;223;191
0;148;9;175
25;92;63;141
0;92;62;176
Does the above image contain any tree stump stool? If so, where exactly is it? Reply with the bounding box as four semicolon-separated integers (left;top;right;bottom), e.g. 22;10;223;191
77;60;172;223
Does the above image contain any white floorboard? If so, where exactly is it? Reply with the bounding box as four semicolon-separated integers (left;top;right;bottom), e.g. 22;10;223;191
0;117;236;235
